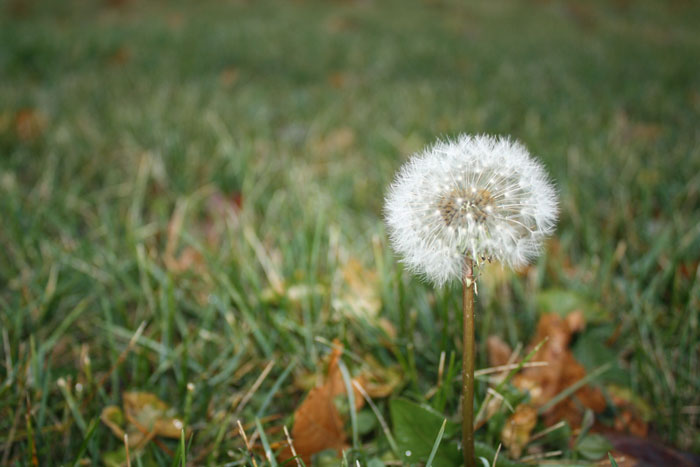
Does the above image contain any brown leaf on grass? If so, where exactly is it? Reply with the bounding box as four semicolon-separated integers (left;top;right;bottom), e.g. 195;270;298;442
357;355;402;399
487;335;513;367
101;406;132;442
607;386;650;438
322;344;363;409
286;382;347;464
100;392;189;450
123;392;187;439
280;342;364;465
500;404;537;459
513;312;605;428
565;309;586;333
337;258;381;317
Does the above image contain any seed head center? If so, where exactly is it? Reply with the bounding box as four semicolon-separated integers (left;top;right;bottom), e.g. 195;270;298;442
437;188;495;227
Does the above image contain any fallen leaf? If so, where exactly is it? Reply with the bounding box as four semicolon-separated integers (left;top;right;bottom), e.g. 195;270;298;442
500;404;537;459
280;342;364;465
513;312;606;428
100;392;189;450
336;257;380;317
487;335;513;367
100;406;128;440
287;383;346;464
607;385;650;438
123;391;187;439
358;355;402;399
324;343;365;411
565;309;585;333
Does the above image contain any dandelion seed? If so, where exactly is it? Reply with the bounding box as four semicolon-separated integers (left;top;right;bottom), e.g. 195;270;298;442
384;134;557;286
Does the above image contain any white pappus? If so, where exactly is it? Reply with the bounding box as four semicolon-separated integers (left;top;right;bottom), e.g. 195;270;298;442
384;134;558;286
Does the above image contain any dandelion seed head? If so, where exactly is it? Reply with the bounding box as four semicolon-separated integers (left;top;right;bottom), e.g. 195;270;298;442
384;134;558;286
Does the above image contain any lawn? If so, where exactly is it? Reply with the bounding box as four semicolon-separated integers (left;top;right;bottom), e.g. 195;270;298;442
1;0;699;465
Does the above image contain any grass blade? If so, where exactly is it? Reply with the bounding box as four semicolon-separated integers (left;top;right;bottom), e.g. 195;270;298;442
425;418;447;467
255;417;278;467
337;358;359;450
71;418;98;467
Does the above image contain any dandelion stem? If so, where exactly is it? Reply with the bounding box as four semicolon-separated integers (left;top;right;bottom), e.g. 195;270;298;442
461;256;475;467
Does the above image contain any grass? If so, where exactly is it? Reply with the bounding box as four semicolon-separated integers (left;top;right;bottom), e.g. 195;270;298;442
1;0;699;464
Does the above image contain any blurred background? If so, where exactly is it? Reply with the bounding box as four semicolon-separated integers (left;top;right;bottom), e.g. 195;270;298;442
1;0;699;465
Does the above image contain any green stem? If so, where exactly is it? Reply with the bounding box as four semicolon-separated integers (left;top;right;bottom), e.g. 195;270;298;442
462;257;475;467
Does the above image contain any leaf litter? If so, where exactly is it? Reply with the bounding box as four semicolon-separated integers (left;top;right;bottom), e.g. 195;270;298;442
481;310;669;463
100;391;189;464
279;340;399;465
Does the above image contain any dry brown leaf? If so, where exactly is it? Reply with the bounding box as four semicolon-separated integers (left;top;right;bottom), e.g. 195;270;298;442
324;343;364;410
513;312;605;428
281;342;364;464
123;392;188;439
357;355;401;399
337;258;380;317
565;309;586;333
487;335;513;367
100;392;188;451
100;406;129;440
607;386;650;438
286;382;347;464
500;404;537;459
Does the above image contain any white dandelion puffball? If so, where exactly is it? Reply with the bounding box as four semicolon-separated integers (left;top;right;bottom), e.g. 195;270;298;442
384;134;558;286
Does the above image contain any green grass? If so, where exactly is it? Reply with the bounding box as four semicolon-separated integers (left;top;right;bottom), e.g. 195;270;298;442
1;0;699;464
